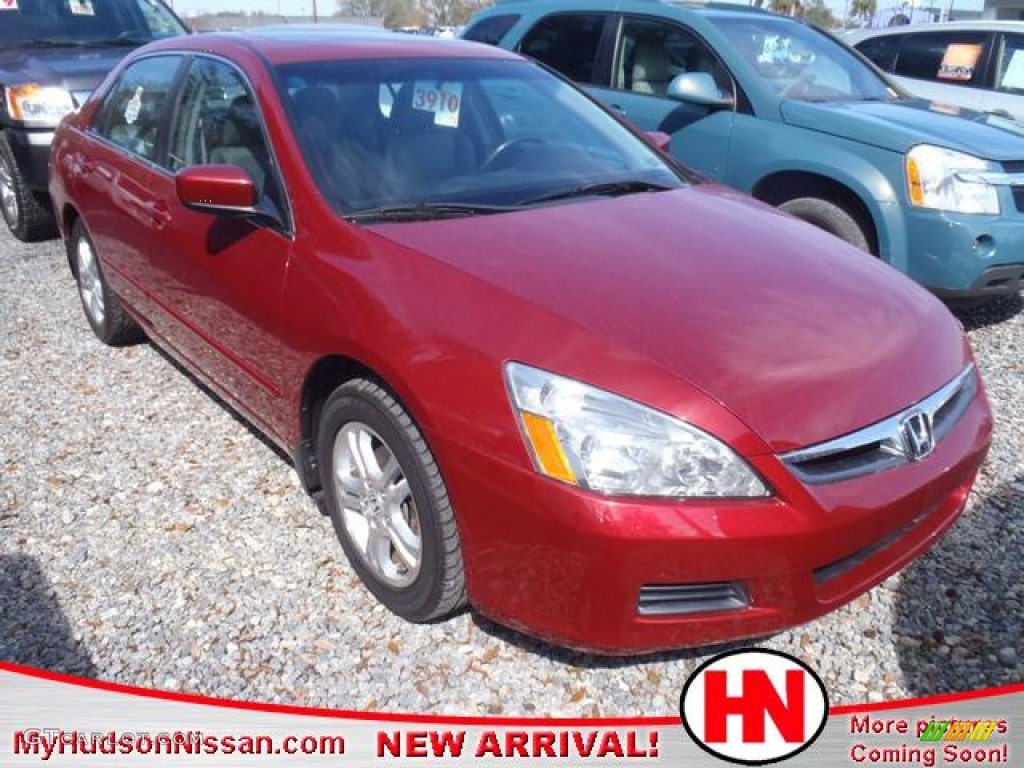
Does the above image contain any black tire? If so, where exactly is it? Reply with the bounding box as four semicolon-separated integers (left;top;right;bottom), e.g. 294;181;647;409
0;132;57;242
779;196;871;254
70;219;142;346
316;378;466;622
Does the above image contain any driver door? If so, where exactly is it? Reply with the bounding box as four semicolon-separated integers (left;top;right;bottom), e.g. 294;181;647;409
143;56;293;432
589;16;735;180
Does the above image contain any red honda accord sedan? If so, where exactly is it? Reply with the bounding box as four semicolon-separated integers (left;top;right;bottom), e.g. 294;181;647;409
49;28;992;653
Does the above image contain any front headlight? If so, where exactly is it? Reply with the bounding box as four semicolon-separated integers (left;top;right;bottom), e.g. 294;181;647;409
505;362;769;498
906;144;999;215
4;84;75;126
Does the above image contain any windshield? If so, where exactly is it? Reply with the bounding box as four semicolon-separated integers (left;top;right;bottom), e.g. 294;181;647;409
0;0;186;47
275;57;683;218
708;15;898;103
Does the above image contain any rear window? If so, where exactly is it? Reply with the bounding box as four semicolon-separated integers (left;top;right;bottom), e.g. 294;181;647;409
0;0;186;46
855;35;901;73
462;14;520;46
519;13;607;85
996;33;1024;93
891;31;989;86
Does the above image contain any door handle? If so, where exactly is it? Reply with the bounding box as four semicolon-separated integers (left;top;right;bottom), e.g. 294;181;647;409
73;155;98;178
609;104;627;115
146;201;171;229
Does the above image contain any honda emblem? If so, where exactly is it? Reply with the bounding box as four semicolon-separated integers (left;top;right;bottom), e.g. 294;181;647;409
899;410;935;461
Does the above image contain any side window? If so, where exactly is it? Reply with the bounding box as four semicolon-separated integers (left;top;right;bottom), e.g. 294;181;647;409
519;13;606;85
93;55;183;162
462;14;521;46
995;34;1024;94
614;17;732;101
855;35;902;73
167;57;282;211
893;32;989;86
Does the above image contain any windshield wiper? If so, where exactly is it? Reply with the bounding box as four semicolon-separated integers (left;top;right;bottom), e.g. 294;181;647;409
14;36;152;48
87;36;154;47
519;180;675;206
347;202;517;223
14;39;89;48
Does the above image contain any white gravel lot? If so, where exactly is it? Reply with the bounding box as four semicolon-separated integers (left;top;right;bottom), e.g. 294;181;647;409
1;230;1021;715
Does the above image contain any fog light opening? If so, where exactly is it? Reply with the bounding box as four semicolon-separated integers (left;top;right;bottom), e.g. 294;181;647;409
973;234;995;259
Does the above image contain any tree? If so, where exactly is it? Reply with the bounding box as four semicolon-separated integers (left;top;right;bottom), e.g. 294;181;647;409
803;0;838;28
335;0;388;18
850;0;876;26
769;0;802;16
382;0;427;28
421;0;488;26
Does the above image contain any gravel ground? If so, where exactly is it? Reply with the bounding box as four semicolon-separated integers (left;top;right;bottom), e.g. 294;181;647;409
1;230;1021;716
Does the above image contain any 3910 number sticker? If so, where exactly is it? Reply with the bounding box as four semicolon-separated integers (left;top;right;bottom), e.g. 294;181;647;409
411;81;463;128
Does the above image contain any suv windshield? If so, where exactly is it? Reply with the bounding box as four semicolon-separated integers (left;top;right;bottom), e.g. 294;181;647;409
276;57;683;218
0;0;186;47
708;15;898;103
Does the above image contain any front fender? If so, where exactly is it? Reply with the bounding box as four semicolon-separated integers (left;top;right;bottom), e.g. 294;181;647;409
726;116;910;271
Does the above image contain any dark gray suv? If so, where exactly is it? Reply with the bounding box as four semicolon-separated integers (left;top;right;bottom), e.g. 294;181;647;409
0;0;187;241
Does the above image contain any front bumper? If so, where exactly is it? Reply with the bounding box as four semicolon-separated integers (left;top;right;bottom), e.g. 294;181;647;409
437;384;992;654
4;127;55;192
902;205;1024;298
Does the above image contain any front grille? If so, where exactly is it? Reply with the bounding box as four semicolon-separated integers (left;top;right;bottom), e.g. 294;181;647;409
1002;161;1024;212
638;582;749;616
781;365;976;485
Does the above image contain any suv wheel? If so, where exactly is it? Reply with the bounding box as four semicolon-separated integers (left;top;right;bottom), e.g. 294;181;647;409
0;133;57;242
779;197;871;254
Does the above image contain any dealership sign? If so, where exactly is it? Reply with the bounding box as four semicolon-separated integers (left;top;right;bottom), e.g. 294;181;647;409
680;648;829;765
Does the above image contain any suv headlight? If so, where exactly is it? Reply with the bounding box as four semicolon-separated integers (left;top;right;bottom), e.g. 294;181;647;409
505;362;769;498
4;84;75;126
906;144;999;215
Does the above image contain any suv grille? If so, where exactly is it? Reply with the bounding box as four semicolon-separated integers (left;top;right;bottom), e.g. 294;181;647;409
1001;161;1024;212
781;365;976;485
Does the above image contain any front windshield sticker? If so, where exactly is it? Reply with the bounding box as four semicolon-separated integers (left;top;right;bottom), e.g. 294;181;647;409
0;0;19;11
1000;49;1024;90
938;43;982;81
69;0;96;15
124;87;144;125
411;81;463;127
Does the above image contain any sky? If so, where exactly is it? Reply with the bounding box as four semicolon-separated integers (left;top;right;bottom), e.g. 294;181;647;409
165;0;987;22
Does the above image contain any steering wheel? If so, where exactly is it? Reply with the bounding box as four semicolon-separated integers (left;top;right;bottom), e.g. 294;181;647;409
481;138;547;172
779;72;816;100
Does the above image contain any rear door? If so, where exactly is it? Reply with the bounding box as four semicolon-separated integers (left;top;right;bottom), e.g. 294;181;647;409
78;54;185;316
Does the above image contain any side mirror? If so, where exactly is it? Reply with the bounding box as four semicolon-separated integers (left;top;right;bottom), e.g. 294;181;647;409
666;72;734;108
644;131;672;153
176;164;257;213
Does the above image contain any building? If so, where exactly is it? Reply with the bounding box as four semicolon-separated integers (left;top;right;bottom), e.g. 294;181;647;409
983;0;1024;19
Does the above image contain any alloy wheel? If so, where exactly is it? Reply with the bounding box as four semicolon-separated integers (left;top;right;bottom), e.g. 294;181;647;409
332;421;422;588
76;236;106;326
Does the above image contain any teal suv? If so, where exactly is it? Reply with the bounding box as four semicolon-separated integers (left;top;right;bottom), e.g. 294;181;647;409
464;1;1024;299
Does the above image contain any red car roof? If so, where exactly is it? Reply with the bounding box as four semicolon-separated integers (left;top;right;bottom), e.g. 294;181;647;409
146;25;521;64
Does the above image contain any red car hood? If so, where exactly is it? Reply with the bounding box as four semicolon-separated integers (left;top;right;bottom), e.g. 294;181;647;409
366;185;969;452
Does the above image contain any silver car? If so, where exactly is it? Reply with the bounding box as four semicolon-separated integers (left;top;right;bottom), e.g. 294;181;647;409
847;21;1024;121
